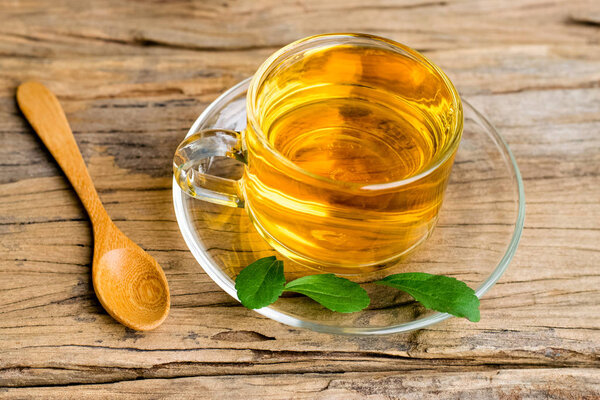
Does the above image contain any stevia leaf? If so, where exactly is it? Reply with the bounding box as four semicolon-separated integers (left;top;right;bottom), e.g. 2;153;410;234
235;256;285;309
284;274;370;313
376;273;480;322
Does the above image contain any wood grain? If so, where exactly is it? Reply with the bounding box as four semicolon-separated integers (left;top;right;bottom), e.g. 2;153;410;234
1;0;599;398
2;369;599;399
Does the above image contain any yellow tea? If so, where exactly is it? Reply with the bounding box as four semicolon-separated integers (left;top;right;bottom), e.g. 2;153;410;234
243;42;461;272
174;34;462;274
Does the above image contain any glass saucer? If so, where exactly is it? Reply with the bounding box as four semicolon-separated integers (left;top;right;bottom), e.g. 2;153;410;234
172;78;525;335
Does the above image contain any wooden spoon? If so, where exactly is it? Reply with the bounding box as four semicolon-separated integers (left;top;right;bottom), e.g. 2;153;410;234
17;82;170;331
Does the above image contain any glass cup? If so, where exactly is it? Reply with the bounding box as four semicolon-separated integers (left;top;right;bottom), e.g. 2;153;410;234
173;33;463;274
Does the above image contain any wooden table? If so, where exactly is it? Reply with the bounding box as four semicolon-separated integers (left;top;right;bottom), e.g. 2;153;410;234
1;0;599;398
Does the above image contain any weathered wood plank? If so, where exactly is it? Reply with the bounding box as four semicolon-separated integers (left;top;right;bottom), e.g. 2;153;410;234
2;369;599;399
0;0;597;58
1;0;599;396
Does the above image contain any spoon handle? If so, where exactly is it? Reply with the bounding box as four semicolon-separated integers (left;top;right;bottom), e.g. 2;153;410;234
16;82;107;224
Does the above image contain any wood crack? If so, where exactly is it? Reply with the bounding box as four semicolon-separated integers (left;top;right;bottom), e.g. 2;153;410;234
0;295;91;315
58;32;281;53
491;80;600;95
312;1;448;14
1;363;595;389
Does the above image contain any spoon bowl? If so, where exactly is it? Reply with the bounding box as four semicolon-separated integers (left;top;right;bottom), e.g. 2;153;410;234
94;246;169;330
17;81;170;331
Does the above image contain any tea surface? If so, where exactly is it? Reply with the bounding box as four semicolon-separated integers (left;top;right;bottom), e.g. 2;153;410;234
244;43;460;271
259;44;456;184
268;96;438;184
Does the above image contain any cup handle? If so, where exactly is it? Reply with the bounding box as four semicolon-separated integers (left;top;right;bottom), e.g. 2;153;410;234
173;129;246;208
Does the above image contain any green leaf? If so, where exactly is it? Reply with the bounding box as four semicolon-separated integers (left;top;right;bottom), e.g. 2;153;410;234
376;273;480;322
234;256;285;309
232;149;248;165
284;274;370;313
